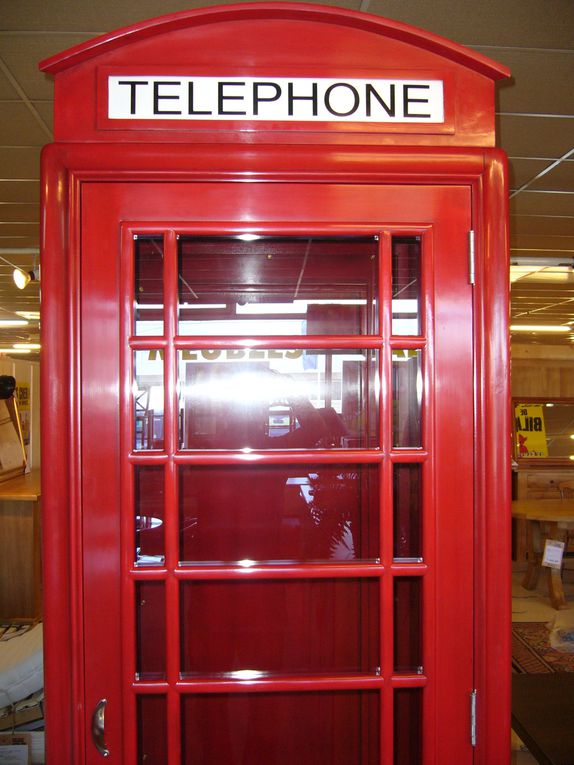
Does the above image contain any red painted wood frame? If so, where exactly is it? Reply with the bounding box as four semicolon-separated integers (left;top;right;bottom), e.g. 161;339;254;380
41;143;510;765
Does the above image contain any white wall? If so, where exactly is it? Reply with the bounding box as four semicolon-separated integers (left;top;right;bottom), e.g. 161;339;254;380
0;356;40;471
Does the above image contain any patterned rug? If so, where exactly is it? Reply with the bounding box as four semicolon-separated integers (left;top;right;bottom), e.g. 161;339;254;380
512;621;574;673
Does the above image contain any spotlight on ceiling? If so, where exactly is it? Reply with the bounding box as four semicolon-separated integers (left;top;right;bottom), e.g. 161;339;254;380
13;266;39;290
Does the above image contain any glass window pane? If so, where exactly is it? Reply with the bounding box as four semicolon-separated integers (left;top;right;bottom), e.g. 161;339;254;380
393;464;422;560
178;236;379;336
392;350;422;448
394;689;422;765
394;577;422;673
182;691;380;765
179;463;379;564
134;350;164;450
135;466;165;566
180;579;379;677
138;695;167;765
136;581;166;681
178;349;378;449
135;236;164;336
392;236;421;336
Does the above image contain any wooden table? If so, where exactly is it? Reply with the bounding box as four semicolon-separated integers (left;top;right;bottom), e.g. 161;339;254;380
0;470;41;622
512;674;574;765
512;499;574;610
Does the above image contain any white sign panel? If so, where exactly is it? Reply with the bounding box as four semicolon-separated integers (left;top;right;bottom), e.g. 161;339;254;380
108;76;444;123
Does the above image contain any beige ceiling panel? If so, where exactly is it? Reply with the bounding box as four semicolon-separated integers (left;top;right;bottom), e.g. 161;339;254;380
511;215;574;238
0;223;39;241
529;161;574;193
494;50;574;116
497;115;574;159
1;0;248;33
365;0;574;49
0;147;41;180
0;203;39;223
0;35;96;101
0;181;39;204
0;103;51;145
510;192;574;217
510;234;574;251
508;159;551;190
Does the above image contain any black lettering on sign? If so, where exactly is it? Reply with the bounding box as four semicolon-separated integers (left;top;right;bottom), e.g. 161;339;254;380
253;82;281;115
218;81;247;116
403;84;431;119
118;80;149;115
153;81;182;115
188;82;212;116
287;81;318;117
323;83;360;117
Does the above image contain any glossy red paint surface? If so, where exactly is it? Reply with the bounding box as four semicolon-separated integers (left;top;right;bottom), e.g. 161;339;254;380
39;6;510;765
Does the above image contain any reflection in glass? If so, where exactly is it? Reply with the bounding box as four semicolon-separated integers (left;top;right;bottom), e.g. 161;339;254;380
135;465;164;565
392;350;422;448
178;349;378;450
134;236;164;336
514;400;574;461
180;579;379;677
178;236;379;336
392;237;421;336
393;464;422;560
394;577;422;673
181;691;379;765
137;695;167;765
179;463;379;564
394;689;422;765
134;350;164;450
136;581;166;680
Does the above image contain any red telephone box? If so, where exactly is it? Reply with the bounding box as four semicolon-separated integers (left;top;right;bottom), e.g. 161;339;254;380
40;5;511;764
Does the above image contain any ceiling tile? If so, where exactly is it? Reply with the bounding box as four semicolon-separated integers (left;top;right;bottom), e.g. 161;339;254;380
510;234;574;251
510;191;574;217
0;223;39;243
0;35;96;101
511;215;574;238
497;115;574;159
508;159;551;190
494;50;574;116
366;0;574;49
0;203;39;223
0;102;51;145
0;147;41;179
529;160;574;192
0;180;39;204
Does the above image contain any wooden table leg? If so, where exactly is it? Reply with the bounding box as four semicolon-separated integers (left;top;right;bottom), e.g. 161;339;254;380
521;519;541;590
545;521;569;610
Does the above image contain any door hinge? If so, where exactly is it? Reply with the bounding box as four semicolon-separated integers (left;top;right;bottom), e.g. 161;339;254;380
468;230;476;285
470;689;477;747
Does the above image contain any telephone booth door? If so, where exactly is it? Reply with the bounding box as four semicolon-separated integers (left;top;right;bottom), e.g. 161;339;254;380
79;178;474;764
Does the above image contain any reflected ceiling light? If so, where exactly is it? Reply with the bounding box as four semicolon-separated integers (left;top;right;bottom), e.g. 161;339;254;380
15;311;40;321
0;348;31;354
13;343;41;350
13;265;39;290
0;319;28;327
510;325;571;333
236;234;261;242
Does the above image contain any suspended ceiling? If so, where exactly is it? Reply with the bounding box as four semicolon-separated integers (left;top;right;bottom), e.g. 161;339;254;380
1;0;573;356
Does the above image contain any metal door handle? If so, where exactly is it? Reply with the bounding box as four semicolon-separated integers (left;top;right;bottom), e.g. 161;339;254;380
91;699;110;758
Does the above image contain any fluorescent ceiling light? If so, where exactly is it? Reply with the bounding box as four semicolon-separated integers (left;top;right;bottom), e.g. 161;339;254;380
0;348;31;354
0;319;28;327
13;343;41;350
16;311;40;321
510;324;571;333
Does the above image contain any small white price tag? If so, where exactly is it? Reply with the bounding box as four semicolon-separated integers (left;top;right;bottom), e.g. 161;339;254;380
542;539;565;569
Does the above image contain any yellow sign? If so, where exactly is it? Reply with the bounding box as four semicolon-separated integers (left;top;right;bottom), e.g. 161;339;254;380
514;403;548;458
